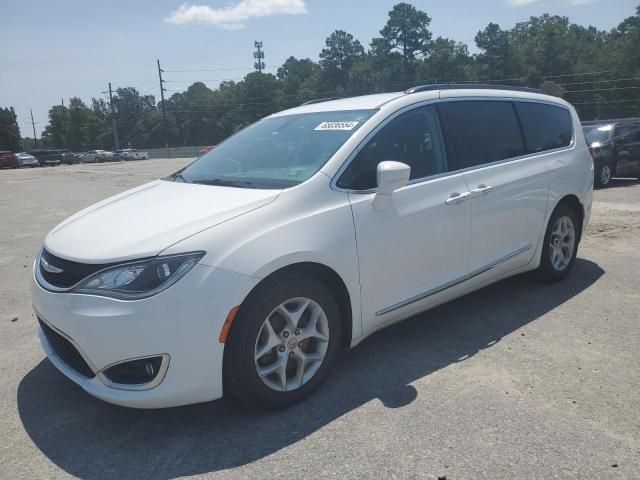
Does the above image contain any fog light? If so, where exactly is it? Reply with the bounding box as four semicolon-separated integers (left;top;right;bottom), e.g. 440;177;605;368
102;355;165;386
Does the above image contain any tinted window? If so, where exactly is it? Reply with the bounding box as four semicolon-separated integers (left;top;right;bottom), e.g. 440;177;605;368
629;126;640;141
442;101;526;169
337;106;447;190
515;102;572;153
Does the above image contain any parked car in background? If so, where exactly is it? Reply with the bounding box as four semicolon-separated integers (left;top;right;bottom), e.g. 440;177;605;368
199;145;214;155
16;152;39;167
0;151;20;169
78;150;114;163
582;120;640;187
58;149;77;165
114;149;149;160
33;85;592;409
30;149;62;167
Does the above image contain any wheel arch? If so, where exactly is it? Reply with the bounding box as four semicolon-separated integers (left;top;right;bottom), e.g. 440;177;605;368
230;261;354;348
553;194;585;242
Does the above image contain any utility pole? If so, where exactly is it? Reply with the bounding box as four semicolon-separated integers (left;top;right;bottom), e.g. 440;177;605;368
253;41;265;73
30;109;38;149
157;59;168;154
108;83;120;150
61;97;70;149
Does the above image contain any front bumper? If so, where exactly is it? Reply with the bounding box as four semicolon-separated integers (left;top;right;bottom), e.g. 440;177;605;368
32;262;259;408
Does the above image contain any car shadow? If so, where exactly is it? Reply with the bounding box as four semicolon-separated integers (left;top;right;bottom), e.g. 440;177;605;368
18;258;604;480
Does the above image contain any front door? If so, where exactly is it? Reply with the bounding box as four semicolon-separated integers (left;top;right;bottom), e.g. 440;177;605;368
337;105;471;331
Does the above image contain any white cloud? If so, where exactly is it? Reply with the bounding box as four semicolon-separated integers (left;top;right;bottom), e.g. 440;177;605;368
507;0;595;6
165;0;308;29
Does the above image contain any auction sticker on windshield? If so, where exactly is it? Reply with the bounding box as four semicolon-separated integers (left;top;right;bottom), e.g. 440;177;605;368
315;121;359;131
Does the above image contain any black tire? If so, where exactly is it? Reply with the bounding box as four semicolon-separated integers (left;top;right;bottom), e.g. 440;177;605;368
535;203;580;282
224;272;343;409
593;161;612;188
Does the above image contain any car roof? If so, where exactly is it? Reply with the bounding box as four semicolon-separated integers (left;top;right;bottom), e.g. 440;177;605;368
271;86;569;118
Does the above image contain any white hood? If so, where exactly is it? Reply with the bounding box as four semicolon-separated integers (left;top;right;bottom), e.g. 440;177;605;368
44;180;280;263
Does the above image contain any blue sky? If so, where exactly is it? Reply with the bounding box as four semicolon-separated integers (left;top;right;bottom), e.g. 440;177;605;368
1;0;637;139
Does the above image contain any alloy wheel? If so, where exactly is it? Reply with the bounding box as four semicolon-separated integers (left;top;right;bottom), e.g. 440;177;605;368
599;164;611;185
549;216;576;271
254;297;330;392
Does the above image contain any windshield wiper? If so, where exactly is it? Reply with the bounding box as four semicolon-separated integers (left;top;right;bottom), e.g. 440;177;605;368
170;172;191;183
195;178;256;189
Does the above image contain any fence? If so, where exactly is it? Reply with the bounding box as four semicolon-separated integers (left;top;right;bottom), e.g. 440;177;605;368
145;146;206;159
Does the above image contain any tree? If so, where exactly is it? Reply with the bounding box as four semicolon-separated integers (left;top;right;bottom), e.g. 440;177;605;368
422;37;470;82
540;80;566;98
0;107;22;151
277;56;319;105
371;2;433;83
40;105;67;148
319;30;365;91
474;23;514;81
66;97;99;151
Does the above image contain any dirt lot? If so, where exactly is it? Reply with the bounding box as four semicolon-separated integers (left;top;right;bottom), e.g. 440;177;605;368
0;160;639;479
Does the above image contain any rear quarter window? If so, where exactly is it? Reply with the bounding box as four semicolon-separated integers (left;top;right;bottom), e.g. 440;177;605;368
514;102;573;153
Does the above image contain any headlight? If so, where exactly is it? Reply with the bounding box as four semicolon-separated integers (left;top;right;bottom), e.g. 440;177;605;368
72;252;205;300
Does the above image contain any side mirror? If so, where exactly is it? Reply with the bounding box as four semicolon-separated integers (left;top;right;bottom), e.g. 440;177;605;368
376;161;411;196
374;161;411;210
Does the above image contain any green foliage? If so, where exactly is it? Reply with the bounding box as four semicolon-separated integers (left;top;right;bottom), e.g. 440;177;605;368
30;3;640;149
319;30;365;91
0;106;22;151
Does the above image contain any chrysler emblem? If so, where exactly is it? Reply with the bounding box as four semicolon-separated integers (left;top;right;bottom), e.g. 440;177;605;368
41;256;64;274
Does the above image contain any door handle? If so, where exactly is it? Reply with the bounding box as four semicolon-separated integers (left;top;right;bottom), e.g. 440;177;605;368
471;184;493;195
445;192;471;205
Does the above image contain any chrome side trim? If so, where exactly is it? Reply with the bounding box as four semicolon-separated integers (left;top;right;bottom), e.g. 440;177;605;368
375;244;532;316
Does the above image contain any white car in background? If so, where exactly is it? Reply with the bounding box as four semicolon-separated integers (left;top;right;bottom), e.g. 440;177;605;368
32;85;593;409
79;150;114;163
117;149;149;161
16;152;39;167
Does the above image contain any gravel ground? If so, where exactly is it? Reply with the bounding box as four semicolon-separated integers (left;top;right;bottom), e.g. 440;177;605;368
0;160;639;479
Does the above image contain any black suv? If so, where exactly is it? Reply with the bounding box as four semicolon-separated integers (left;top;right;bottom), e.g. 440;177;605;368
582;120;640;188
29;149;77;167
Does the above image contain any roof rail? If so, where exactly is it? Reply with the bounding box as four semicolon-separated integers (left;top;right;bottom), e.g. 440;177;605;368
300;97;342;106
404;83;542;94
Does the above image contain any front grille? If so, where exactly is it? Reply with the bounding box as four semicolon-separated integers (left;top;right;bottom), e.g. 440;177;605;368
39;249;111;288
38;318;95;378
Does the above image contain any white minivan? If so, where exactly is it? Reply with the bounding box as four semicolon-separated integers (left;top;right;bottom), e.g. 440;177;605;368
32;85;593;409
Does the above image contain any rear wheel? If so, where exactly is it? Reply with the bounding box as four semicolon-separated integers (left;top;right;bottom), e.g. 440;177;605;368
594;161;612;188
535;204;580;282
224;273;342;409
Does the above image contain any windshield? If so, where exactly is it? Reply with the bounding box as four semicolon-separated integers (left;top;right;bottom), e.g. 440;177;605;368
584;125;613;144
168;109;375;189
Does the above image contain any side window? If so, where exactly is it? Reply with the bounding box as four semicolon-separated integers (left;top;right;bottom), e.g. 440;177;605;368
337;106;447;190
515;102;573;153
441;101;526;169
629;126;640;142
614;126;630;142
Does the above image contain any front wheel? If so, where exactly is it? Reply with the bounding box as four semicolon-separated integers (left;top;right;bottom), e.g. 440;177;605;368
224;273;342;409
535;204;580;282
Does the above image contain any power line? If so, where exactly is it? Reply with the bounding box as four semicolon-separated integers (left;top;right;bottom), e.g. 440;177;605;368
543;70;623;80
164;66;278;73
565;85;640;94
558;76;640;87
